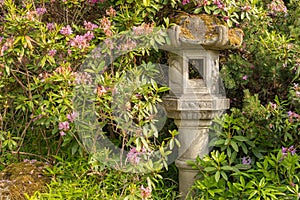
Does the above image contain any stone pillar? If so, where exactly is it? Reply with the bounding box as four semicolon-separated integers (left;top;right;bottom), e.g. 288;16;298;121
164;96;228;198
163;14;243;199
175;119;210;198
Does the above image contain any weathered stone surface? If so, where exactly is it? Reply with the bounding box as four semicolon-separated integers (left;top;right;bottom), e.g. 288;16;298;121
162;13;243;199
163;96;229;111
167;13;243;50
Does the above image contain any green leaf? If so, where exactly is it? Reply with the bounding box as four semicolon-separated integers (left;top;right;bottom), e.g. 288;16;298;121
169;138;174;150
225;138;231;145
241;12;245;20
241;143;248;154
204;167;217;172
221;171;228;181
5;65;10;76
221;165;236;172
227;20;233;27
227;147;232;158
71;143;78;155
231;140;239;152
215;171;220;182
214;139;226;146
248;190;258;199
253;149;263;158
194;7;202;14
233;136;249;142
213;9;221;15
240;176;245;187
229;151;237;165
258;177;266;188
235;164;251;170
204;6;211;14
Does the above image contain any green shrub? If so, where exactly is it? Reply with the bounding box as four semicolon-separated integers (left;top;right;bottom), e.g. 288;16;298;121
190;149;300;199
28;157;179;200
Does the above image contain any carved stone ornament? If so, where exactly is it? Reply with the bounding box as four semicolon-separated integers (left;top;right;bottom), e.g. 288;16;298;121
162;13;243;199
167;14;244;50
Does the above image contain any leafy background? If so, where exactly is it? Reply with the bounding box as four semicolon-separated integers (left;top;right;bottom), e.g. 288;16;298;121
0;0;299;199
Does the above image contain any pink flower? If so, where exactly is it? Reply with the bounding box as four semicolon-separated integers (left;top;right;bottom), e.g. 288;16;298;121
70;35;88;49
242;75;248;80
84;31;94;41
223;16;229;22
282;145;296;157
267;0;287;15
104;38;113;49
88;0;98;3
48;49;57;56
288;111;300;123
269;102;277;109
88;0;105;4
106;6;116;17
132;23;154;35
60;131;66;136
69;31;94;49
95;85;107;97
140;185;151;199
242;156;251;165
36;7;47;15
0;45;8;56
127;148;142;165
59;121;69;131
30;159;37;164
47;23;55;31
242;5;251;11
60;25;73;36
117;38;137;51
84;21;98;31
213;0;225;9
100;17;112;37
67;112;78;122
182;0;190;5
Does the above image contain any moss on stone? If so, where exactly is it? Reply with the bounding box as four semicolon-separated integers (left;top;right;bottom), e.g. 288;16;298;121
228;28;244;47
180;27;195;39
173;12;244;49
197;14;226;38
0;161;50;200
176;13;226;40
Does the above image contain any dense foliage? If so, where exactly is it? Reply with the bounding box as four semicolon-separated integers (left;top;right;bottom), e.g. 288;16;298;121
0;0;299;199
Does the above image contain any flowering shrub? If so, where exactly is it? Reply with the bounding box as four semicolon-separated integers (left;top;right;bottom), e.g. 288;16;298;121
0;0;182;198
0;0;299;199
0;0;179;161
180;0;260;27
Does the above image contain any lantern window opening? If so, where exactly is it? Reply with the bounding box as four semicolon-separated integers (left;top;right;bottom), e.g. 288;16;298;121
188;59;204;80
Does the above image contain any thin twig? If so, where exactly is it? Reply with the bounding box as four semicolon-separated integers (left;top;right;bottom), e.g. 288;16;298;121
16;118;34;153
11;151;50;163
11;70;28;93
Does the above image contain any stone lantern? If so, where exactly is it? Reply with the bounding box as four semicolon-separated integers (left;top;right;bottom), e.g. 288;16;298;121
163;14;243;199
